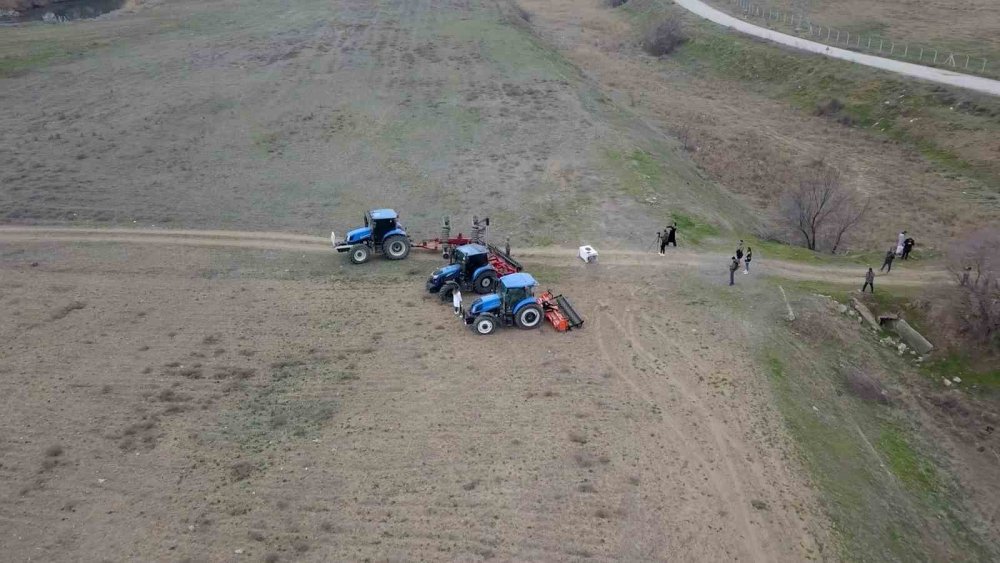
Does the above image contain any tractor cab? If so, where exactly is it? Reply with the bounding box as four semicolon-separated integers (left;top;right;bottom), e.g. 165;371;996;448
331;208;411;264
498;273;535;308
452;244;489;277
365;209;402;244
426;243;499;296
464;272;544;335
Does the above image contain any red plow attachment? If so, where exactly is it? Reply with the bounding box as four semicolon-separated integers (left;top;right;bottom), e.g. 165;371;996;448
539;290;584;332
411;234;472;253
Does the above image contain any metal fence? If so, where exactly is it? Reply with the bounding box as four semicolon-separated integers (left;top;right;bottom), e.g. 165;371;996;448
726;0;992;77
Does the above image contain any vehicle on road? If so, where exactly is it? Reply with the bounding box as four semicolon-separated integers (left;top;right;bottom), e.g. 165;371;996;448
331;209;410;264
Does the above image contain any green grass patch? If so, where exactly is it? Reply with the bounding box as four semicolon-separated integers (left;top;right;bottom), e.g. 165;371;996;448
759;343;994;560
437;17;576;82
603;148;664;201
877;427;940;497
922;352;1000;394
670;212;718;244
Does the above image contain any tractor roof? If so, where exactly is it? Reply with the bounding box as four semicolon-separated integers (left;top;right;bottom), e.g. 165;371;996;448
500;272;537;289
455;243;488;256
369;209;398;220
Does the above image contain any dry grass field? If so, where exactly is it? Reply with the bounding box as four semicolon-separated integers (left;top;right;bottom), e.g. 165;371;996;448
1;0;998;560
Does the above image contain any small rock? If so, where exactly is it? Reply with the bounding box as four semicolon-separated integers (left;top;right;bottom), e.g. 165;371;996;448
97;478;106;484
952;377;962;384
943;379;953;387
234;548;244;555
751;500;769;510
837;304;848;314
897;343;908;354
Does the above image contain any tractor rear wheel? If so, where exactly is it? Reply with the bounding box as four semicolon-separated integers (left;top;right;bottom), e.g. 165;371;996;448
474;271;497;294
472;314;497;335
349;244;371;264
383;235;410;260
515;304;544;330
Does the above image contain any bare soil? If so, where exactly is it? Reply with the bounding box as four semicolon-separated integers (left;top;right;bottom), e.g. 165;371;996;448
0;240;831;561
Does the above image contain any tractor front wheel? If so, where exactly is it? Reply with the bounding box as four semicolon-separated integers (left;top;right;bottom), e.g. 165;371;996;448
515;304;544;330
349;244;371;264
383;235;411;260
474;272;497;294
472;314;497;335
439;282;457;303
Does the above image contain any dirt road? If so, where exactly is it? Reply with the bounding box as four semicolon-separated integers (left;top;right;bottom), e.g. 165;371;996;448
0;225;949;286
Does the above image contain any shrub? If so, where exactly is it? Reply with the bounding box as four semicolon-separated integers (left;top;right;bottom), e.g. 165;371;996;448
606;0;629;7
644;18;687;57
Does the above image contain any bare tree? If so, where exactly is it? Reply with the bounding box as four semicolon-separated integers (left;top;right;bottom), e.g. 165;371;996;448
947;228;1000;346
779;162;866;252
829;196;870;254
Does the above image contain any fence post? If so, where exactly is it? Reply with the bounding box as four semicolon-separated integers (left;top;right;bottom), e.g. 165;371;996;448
982;59;988;73
827;27;831;40
845;31;849;44
965;55;970;69
918;47;923;61
902;44;907;57
879;39;884;52
933;50;937;64
889;43;894;56
867;36;872;49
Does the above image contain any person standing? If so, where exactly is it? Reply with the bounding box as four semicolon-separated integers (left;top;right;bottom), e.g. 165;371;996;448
862;267;875;293
504;237;512;257
961;266;972;286
743;247;752;274
896;230;906;257
665;223;677;247
658;230;667;256
880;248;895;273
729;256;740;286
452;288;463;316
902;236;915;260
471;215;485;244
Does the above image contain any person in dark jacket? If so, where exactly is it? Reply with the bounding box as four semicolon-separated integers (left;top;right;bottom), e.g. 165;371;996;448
729;256;740;286
735;240;744;262
901;237;915;260
880;248;895;273
665;223;677;247
862;267;875;293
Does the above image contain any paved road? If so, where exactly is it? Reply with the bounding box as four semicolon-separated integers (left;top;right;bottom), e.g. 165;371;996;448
672;0;1000;97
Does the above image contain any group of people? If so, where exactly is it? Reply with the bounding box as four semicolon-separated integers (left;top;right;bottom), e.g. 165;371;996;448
729;240;752;285
865;230;917;293
878;230;916;274
655;224;753;286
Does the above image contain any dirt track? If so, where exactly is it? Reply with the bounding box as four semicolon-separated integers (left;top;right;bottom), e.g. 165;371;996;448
0;225;949;286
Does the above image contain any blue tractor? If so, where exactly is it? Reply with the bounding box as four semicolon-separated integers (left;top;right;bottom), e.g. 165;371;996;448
463;273;547;335
330;209;411;264
426;243;520;300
